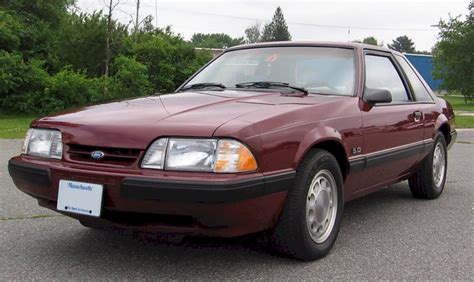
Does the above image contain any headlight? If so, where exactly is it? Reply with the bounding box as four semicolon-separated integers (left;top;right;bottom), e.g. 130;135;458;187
141;138;257;173
22;128;63;159
166;139;217;172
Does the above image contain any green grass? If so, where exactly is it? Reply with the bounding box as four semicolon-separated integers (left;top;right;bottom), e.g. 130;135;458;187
0;115;36;139
440;95;474;112
454;116;474;129
439;94;474;128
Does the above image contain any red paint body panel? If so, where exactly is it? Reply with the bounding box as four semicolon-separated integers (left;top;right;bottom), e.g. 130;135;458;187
9;42;455;237
11;155;287;237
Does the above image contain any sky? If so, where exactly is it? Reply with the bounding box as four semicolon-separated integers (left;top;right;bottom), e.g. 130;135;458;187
75;0;470;51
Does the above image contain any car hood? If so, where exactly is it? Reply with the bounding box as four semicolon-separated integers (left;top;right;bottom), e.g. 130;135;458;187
33;90;342;149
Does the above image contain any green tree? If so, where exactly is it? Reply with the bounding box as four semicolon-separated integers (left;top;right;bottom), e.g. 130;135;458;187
1;0;74;28
433;5;474;101
0;10;22;51
245;22;261;43
387;35;416;53
261;7;291;42
111;55;152;99
39;69;101;114
0;51;49;112
0;0;214;115
129;30;212;93
57;12;128;77
191;33;244;49
0;0;78;114
362;36;379;46
1;0;74;69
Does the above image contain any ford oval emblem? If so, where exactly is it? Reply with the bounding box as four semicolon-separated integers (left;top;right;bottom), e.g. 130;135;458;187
91;150;105;159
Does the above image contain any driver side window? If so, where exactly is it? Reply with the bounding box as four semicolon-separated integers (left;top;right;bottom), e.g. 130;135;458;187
365;55;410;103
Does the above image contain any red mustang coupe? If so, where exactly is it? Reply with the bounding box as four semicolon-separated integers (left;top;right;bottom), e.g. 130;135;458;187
8;42;456;261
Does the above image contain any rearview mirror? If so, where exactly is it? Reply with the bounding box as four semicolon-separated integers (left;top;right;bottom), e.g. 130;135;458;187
363;88;392;104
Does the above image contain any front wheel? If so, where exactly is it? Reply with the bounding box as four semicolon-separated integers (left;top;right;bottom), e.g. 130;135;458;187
409;133;448;199
269;149;344;261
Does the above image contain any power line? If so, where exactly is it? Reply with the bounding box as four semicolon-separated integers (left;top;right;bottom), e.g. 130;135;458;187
99;1;437;33
151;6;436;32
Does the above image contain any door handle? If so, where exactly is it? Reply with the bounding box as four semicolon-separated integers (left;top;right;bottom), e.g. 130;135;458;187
413;111;422;122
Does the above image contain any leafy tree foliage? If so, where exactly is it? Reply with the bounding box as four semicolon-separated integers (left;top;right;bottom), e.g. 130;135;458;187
1;0;73;28
261;7;291;42
0;10;22;51
0;1;212;115
362;36;379;46
0;51;49;112
387;35;416;53
191;33;244;49
245;22;261;43
127;28;212;93
38;69;105;114
57;12;128;77
111;55;152;99
433;5;474;101
353;37;381;46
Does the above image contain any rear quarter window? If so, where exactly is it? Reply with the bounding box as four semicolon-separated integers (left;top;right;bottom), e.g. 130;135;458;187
395;55;433;102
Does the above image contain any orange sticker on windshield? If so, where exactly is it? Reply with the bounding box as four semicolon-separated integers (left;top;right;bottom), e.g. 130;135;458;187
266;54;278;62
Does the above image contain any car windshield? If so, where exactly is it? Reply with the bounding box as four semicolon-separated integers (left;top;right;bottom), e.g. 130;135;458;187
184;47;356;96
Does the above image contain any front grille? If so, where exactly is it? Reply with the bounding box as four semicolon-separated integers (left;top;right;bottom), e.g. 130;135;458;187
66;144;141;167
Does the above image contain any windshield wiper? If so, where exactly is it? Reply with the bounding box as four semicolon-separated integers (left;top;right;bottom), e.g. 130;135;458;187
235;81;309;95
179;82;226;92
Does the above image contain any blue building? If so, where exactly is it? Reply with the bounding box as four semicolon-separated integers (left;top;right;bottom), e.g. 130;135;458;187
404;53;443;90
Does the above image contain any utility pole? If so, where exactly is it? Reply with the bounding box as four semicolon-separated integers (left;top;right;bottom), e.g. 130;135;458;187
134;0;140;33
155;0;158;27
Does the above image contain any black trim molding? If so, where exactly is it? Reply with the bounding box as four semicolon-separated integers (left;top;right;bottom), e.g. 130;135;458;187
448;130;457;150
348;139;434;173
121;171;296;203
8;159;51;186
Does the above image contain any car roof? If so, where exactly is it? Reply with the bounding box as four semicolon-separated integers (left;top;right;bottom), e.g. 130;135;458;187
226;41;402;56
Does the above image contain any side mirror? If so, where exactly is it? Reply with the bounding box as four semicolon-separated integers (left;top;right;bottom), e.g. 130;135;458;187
363;88;392;105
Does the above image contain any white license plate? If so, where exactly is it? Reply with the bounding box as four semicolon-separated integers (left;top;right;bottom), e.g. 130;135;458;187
57;180;103;217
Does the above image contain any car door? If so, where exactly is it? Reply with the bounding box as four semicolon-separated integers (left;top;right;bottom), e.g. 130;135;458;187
393;54;438;141
357;51;424;191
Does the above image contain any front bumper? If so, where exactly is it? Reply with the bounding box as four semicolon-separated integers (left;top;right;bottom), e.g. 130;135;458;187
448;130;457;150
8;157;294;237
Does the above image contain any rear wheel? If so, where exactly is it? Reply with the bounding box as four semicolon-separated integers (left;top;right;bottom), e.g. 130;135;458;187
409;133;447;199
269;149;344;261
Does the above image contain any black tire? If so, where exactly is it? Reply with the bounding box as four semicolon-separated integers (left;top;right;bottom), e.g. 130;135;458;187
408;133;447;199
269;149;344;261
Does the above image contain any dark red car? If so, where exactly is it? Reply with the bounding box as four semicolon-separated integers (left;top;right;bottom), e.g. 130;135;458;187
8;42;456;261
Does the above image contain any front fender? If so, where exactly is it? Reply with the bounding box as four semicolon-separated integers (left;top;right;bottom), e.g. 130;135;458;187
293;126;345;168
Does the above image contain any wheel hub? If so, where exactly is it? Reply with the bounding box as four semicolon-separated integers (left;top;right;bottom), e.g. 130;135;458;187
432;143;445;188
306;169;338;244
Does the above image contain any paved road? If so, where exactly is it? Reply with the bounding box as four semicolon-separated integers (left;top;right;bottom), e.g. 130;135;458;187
1;132;473;280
